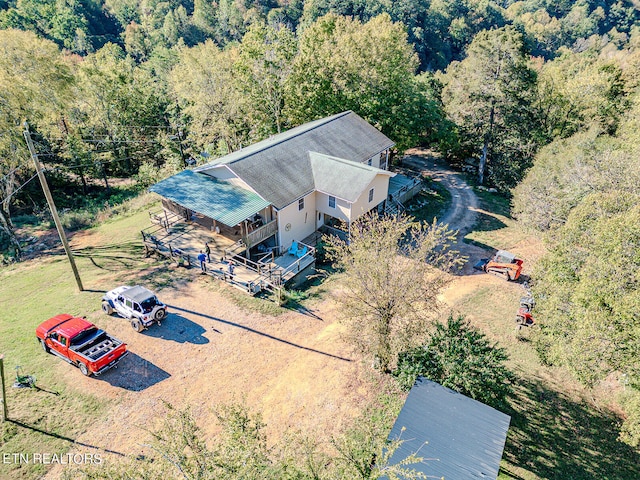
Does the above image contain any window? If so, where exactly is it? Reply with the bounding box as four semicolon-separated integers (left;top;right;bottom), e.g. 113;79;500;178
298;198;304;210
367;158;372;166
329;196;336;208
368;188;374;202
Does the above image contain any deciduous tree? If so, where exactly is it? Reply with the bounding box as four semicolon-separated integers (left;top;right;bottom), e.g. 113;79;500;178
441;26;538;189
0;29;73;257
325;213;462;373
285;13;443;151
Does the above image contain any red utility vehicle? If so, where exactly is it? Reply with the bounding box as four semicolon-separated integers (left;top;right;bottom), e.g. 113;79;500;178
36;314;128;376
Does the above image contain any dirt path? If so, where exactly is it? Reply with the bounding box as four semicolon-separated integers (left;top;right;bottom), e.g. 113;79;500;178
402;148;489;274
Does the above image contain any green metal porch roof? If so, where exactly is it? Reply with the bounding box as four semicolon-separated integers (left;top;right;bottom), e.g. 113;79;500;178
149;170;270;227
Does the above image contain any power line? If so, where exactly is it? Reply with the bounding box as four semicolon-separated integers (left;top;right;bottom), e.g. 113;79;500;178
0;172;39;205
23;122;83;292
0;161;31;184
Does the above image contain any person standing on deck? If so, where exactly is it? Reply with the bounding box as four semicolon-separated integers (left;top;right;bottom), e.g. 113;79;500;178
227;261;235;280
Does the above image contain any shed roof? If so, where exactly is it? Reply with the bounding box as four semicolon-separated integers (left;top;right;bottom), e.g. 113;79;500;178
384;378;511;480
195;111;395;209
309;152;394;202
149;170;270;227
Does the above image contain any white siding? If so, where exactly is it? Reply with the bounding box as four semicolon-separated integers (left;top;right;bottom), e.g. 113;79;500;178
362;149;390;169
316;191;350;222
278;192;317;252
349;174;390;221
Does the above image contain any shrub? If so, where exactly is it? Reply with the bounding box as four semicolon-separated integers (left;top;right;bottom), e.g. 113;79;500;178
394;314;513;409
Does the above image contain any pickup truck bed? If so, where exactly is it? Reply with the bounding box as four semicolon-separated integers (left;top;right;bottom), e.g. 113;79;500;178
72;331;123;361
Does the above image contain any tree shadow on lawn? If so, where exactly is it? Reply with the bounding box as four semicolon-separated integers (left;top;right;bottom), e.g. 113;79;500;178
142;313;209;344
97;352;170;391
168;304;351;362
502;376;640;479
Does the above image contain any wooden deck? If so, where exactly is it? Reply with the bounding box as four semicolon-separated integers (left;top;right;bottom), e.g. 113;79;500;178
142;215;316;294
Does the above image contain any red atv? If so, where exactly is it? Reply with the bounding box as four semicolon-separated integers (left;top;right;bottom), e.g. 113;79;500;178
515;293;535;328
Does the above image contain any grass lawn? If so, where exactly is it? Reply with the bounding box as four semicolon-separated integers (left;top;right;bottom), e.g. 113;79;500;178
464;189;529;251
2;187;639;480
0;207;166;480
404;178;451;223
453;191;640;479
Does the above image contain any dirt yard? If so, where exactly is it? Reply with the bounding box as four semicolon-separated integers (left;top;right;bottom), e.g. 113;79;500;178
36;149;572;479
40;269;386;478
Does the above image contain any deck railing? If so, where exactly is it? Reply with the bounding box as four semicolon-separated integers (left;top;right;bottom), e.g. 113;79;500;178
244;219;277;248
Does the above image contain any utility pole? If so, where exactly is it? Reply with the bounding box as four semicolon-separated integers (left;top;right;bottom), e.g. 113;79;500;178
0;355;7;421
23;122;84;292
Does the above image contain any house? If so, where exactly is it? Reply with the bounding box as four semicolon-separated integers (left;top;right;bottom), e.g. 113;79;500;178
150;111;406;260
383;378;511;480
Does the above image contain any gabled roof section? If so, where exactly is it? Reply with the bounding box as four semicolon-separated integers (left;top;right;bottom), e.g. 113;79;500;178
194;111;395;209
309;152;394;202
149;170;270;227
384;378;511;480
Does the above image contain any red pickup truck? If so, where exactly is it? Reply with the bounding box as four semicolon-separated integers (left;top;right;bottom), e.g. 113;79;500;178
36;314;128;376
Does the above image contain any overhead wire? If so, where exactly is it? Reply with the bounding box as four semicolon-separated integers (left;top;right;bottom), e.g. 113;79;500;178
1;172;39;206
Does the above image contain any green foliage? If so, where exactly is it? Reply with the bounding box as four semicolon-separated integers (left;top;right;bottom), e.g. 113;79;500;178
441;26;539;189
530;192;640;387
534;51;629;141
619;390;640;447
285;13;445;152
0;0;119;53
325;212;462;372
235;21;297;135
394;315;513;409
0;29;74;254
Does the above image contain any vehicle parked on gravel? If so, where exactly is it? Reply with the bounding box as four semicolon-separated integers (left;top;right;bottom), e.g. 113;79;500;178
102;285;167;332
36;314;128;376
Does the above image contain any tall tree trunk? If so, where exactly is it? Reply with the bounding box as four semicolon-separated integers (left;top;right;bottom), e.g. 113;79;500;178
479;104;496;185
0;205;21;259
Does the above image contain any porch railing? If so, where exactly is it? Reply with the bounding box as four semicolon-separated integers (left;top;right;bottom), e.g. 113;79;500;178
243;219;278;249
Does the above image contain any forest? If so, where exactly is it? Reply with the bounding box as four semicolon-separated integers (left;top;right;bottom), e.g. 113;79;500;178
1;0;639;462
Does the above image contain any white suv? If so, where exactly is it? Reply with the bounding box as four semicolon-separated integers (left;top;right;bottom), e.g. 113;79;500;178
102;285;167;332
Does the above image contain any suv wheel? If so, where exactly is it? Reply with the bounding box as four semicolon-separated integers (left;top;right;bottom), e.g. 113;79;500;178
102;301;114;315
154;309;166;321
131;319;144;332
40;338;50;353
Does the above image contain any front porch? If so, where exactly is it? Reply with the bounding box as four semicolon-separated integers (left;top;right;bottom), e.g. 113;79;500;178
142;211;315;295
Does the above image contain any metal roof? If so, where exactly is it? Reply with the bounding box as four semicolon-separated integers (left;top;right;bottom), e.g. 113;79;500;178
195;111;395;209
309;152;394;202
149;170;270;227
384;378;511;480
